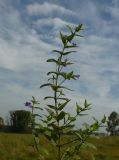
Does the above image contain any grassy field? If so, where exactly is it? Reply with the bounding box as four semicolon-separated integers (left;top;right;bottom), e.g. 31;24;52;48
0;133;119;160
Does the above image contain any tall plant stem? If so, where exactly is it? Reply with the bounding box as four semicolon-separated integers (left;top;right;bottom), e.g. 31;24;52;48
54;46;65;160
58;134;61;160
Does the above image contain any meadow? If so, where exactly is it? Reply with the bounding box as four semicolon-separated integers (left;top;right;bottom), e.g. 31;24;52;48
0;133;119;160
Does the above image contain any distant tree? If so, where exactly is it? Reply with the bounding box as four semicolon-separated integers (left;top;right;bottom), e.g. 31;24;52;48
106;111;119;135
9;110;31;133
0;116;4;131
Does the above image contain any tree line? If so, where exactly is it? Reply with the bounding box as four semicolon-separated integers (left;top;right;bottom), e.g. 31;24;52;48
106;111;119;135
0;110;119;135
0;110;31;133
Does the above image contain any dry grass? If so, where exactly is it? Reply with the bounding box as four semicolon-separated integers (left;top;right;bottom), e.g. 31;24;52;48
80;136;119;160
0;133;119;160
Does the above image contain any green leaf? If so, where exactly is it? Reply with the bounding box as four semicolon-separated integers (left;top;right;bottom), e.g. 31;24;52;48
91;121;99;130
47;71;66;79
85;142;97;150
63;125;75;133
31;96;40;104
32;96;35;100
40;83;51;88
51;131;59;142
66;33;75;42
47;71;57;75
75;34;84;37
47;58;57;63
60;32;67;46
57;90;65;96
46;108;55;115
51;84;73;91
33;114;42;118
62;51;76;55
57;111;66;121
65;45;78;48
58;100;70;110
75;24;83;32
66;71;73;80
75;132;82;140
58;86;73;91
68;114;76;121
47;115;53;121
52;50;63;55
44;130;52;141
66;62;74;65
57;60;73;66
51;84;59;91
57;97;70;101
51;124;59;129
47;104;56;110
47;121;56;127
44;96;54;100
76;103;82;114
84;99;91;108
101;114;106;123
39;124;45;130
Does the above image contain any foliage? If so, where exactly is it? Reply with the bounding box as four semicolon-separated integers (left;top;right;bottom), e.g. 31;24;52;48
0;133;119;160
106;111;119;135
26;24;106;160
9;110;31;133
0;116;4;131
25;97;48;160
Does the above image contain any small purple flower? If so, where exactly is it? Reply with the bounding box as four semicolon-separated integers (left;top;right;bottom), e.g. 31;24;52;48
71;42;77;46
63;63;67;67
63;59;67;67
25;102;32;108
69;41;77;46
74;74;80;79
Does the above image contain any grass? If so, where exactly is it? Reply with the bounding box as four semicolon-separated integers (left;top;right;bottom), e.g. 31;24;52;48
80;136;119;160
0;133;119;160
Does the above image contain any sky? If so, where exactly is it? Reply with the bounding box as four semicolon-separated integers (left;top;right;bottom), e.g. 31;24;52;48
0;0;119;125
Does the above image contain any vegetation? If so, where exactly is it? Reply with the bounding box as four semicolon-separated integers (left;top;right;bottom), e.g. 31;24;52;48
106;111;119;135
0;24;113;160
9;110;31;133
25;24;106;160
0;117;4;131
0;133;119;160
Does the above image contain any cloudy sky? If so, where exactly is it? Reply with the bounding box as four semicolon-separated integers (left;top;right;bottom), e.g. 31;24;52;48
0;0;119;124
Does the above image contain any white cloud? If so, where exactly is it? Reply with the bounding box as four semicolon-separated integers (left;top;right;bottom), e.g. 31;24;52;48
26;2;76;16
106;6;119;18
35;17;72;30
0;2;54;72
69;31;119;113
0;33;53;72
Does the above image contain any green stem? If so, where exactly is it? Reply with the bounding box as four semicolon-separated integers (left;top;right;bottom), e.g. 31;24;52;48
55;46;65;160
